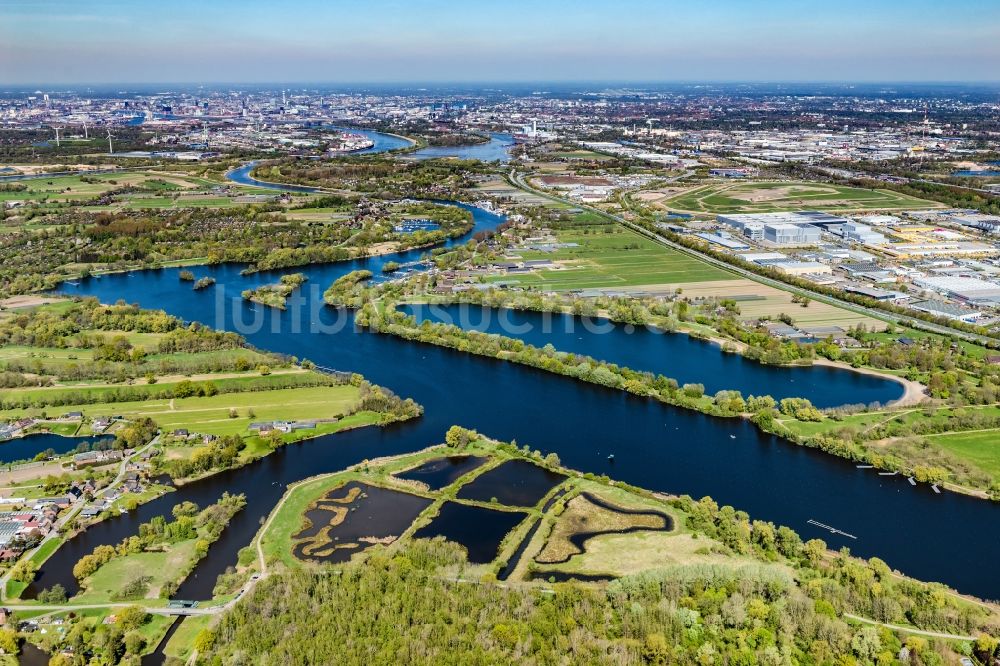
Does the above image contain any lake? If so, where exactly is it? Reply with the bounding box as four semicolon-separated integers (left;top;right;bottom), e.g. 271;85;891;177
456;459;566;507
0;433;113;465
291;482;433;564
394;455;489;490
52;264;1000;601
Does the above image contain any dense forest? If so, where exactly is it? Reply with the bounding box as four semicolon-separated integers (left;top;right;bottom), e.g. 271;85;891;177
196;522;999;665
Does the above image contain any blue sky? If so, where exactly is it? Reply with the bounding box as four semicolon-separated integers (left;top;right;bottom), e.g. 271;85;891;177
2;0;998;84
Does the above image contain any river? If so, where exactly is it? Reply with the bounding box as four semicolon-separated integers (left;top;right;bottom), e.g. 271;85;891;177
29;131;1000;603
410;132;514;162
952;170;1000;177
224;130;512;190
399;303;903;408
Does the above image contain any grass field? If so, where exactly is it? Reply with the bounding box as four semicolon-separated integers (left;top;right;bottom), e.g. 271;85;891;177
0;368;319;410
507;479;771;580
29;536;64;567
0;384;363;437
535;491;666;564
0;170;208;205
777;403;1000;487
663;181;937;214
0;345;268;378
164;615;212;661
491;225;734;290
926;430;1000;482
72;540;199;604
0;168;294;214
480;221;884;328
629;278;885;329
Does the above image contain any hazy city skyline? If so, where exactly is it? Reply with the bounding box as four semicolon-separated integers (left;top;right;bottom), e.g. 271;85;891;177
2;0;999;85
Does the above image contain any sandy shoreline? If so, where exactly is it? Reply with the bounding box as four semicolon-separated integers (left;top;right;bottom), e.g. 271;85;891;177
810;357;926;407
694;331;926;407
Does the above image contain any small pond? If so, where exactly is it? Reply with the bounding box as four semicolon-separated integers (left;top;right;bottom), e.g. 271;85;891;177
393;455;489;490
456;459;566;507
291;482;432;564
530;571;615;583
412;501;526;564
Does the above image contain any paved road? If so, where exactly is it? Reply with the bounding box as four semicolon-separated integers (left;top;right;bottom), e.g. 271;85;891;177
0;435;160;601
100;434;160;498
1;466;289;619
506;170;996;345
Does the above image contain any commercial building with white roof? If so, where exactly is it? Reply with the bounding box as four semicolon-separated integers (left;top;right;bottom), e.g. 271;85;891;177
913;275;1000;303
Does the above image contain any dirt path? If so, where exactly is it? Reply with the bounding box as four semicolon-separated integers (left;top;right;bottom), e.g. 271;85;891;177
861;409;916;436
843;613;975;641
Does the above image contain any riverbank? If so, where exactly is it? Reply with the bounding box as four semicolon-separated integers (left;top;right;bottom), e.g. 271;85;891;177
378;130;418;150
200;433;1000;665
361;305;1000;503
811;358;927;407
392;294;911;407
322;126;418;153
53;194;1000;599
169;412;389;488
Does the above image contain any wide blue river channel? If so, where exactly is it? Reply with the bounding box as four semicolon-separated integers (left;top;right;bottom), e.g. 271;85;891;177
26;132;999;603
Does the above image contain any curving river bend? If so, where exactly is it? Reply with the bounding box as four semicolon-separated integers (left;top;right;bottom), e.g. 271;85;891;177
30;131;1000;602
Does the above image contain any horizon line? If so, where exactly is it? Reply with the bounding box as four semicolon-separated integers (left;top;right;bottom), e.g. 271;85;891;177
4;79;1000;89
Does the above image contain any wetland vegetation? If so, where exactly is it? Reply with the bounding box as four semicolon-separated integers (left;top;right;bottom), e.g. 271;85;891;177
207;430;1000;665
